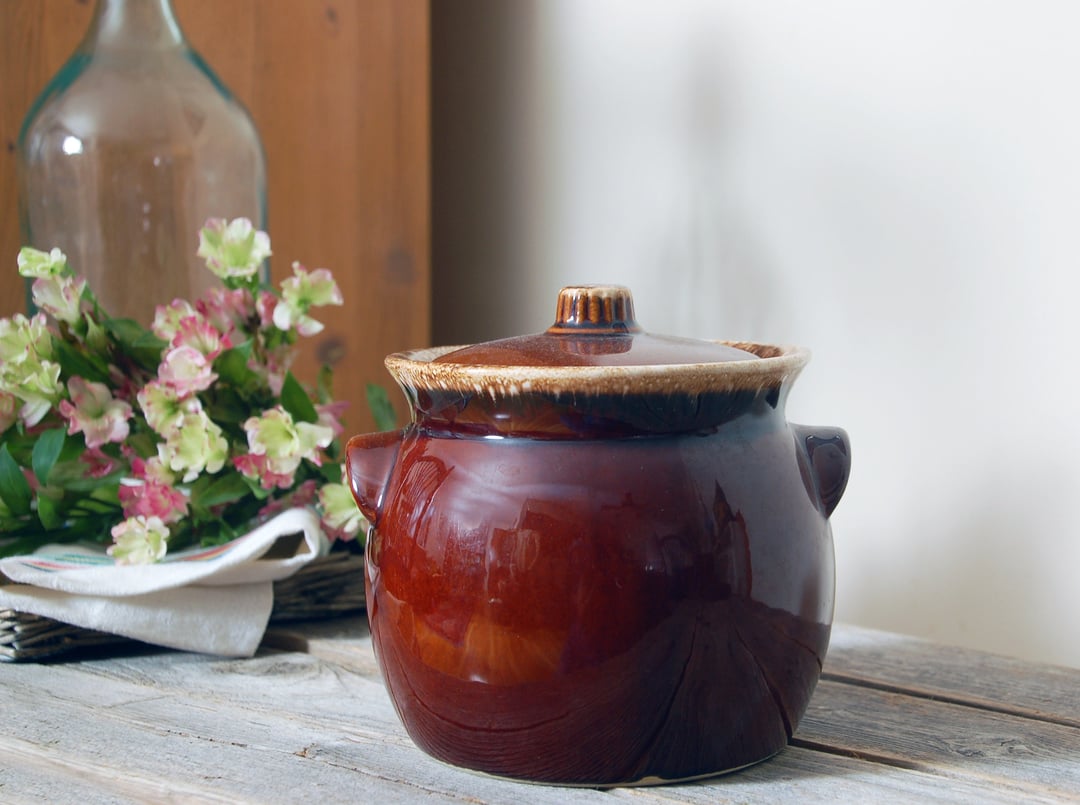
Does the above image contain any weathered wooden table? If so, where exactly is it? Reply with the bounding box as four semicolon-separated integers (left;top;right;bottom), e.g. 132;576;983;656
4;620;1078;803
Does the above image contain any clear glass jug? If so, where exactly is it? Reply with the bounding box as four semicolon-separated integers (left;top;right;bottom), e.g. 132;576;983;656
17;0;267;322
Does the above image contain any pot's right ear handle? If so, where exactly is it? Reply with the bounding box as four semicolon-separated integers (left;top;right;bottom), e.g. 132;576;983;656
793;425;851;519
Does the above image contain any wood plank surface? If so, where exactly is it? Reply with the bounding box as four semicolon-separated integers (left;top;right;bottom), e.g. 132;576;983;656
3;622;1079;803
0;0;429;433
826;624;1080;728
796;681;1080;800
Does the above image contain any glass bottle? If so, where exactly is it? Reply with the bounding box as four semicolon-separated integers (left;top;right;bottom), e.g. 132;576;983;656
16;0;267;323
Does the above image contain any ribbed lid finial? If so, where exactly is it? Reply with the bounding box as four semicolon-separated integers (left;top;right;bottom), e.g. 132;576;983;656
549;285;641;334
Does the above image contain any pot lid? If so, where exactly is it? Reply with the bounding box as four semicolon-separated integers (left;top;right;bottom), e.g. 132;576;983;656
386;285;809;402
433;285;756;367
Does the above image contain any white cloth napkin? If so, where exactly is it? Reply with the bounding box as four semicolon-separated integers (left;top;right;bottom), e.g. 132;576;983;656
0;508;328;657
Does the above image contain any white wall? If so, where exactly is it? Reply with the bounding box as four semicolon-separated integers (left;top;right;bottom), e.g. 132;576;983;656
433;2;1080;667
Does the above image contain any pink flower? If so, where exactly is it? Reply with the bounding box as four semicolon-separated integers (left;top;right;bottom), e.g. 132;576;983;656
108;365;141;404
58;376;132;449
256;494;287;520
233;452;294;490
255;290;278;329
248;342;294;396
130;453;175;486
254;480;319;522
197;286;254;335
290;479;319;507
158;345;217;397
22;465;40;494
118;473;188;524
80;447;119;479
172;316;231;361
315;400;349;438
152;299;199;342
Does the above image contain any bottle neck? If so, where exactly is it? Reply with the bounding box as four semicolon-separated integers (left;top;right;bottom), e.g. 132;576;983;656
83;0;186;51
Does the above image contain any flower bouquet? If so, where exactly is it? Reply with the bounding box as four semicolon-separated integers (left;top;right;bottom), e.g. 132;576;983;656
0;218;372;565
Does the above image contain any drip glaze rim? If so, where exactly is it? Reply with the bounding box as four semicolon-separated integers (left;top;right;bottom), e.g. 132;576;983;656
385;342;810;398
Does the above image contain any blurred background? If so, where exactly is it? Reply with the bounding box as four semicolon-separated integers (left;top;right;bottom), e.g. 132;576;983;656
433;1;1080;668
3;1;1077;667
0;0;430;436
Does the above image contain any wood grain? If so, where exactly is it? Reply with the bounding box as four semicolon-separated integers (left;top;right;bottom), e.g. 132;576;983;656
825;624;1080;728
4;622;1077;803
796;680;1080;798
0;0;429;433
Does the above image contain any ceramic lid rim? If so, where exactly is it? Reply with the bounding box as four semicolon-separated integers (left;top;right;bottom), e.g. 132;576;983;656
385;342;810;397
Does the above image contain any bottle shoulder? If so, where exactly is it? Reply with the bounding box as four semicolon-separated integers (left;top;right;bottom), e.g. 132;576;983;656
19;49;260;157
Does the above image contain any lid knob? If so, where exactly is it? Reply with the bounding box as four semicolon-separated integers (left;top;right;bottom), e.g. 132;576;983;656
549;285;642;335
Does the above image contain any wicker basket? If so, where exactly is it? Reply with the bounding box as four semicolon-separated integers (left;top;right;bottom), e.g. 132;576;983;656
0;550;365;662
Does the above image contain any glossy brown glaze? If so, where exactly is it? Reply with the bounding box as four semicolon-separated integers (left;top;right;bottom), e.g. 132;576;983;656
349;389;846;785
346;284;850;785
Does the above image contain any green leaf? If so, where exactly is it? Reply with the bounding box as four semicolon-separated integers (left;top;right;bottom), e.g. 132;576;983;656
316;364;334;404
36;492;63;530
204;388;244;425
53;463;125;494
105;318;167;370
0;443;33;517
201;521;240;547
0;512;111;552
53;337;111;383
0;535;50;558
281;371;318;423
317;461;342;484
239;473;271;501
104;317;154;348
214;342;260;391
0;429;37;466
32;428;67;486
193;472;252;509
366;383;398;431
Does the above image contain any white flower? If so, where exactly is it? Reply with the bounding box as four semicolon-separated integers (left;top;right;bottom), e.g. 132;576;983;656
242;405;334;479
58;376;132;449
0;313;63;426
158;345;217;397
31;274;86;324
17;246;67;278
0;391;17;434
197;217;271;280
272;262;342;335
159;411;228;483
108;515;169;565
318;481;366;542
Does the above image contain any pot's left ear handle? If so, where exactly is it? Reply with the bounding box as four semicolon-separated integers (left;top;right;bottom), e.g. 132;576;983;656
345;429;405;525
793;425;851;518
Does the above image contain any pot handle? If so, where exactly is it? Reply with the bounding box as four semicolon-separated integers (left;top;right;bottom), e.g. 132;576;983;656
345;429;404;525
793;425;851;519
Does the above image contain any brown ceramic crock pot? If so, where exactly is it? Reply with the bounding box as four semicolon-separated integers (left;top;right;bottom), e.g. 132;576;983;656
346;285;850;786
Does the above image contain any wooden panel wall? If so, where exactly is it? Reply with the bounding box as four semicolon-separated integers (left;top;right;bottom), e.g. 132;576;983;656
0;0;430;434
